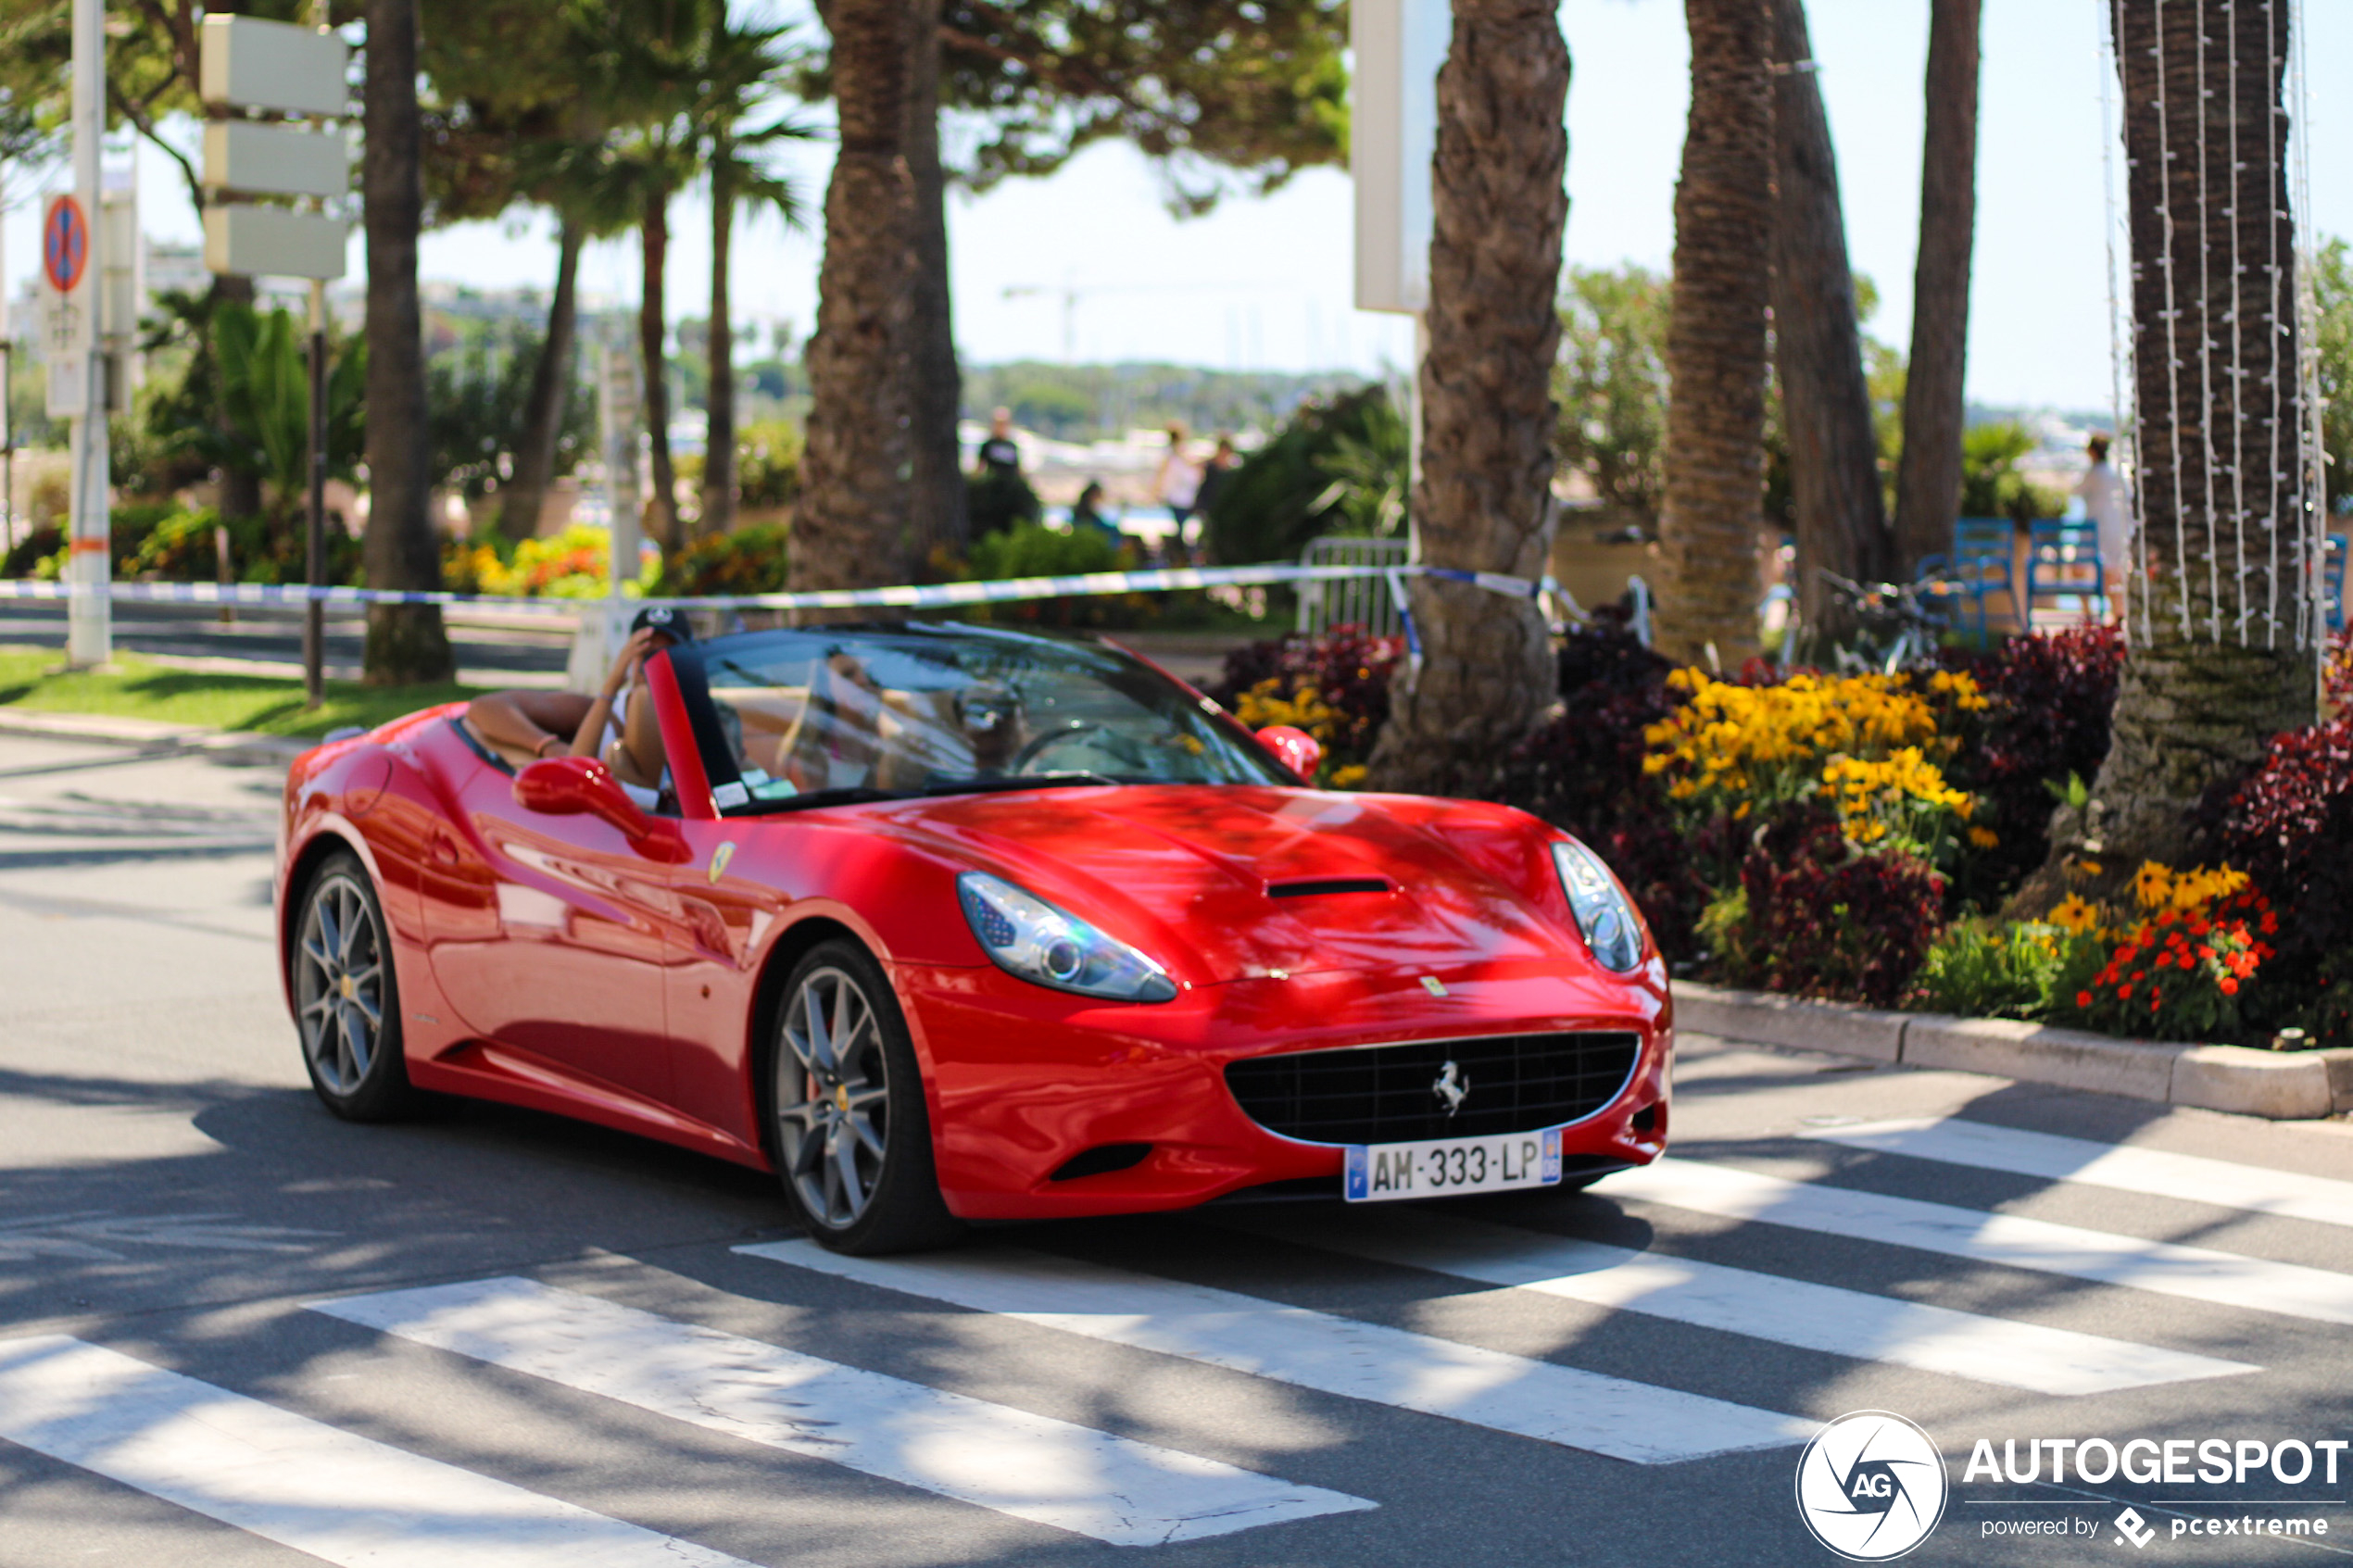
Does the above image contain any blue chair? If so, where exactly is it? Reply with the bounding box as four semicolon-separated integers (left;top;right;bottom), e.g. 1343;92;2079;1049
1915;517;2018;646
2325;533;2347;633
2027;519;2107;625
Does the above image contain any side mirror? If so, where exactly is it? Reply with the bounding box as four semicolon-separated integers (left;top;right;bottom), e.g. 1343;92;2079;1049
1256;724;1324;782
513;756;689;862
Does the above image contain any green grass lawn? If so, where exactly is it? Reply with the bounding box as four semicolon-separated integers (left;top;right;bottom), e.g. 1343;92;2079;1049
0;646;481;741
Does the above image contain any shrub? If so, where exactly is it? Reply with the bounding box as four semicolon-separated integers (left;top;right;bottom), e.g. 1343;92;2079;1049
1912;920;2069;1020
447;523;659;599
658;521;789;599
1208;623;1403;784
2195;679;2353;1042
958;521;1139;628
736;420;802;509
1936;624;2124;899
2;526;62;578
1703;805;1947;1006
1201;385;1396;565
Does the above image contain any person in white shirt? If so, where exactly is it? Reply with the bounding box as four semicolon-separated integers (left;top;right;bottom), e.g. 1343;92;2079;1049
2076;433;2133;609
1154;422;1204;527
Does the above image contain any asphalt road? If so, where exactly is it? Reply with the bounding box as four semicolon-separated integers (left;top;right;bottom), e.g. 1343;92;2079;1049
1;729;2348;1567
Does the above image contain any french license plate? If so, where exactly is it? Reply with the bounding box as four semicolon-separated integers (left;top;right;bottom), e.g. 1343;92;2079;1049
1343;1128;1562;1202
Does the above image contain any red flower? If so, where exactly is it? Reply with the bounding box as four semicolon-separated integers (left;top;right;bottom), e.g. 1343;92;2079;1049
2221;977;2240;996
2189;919;2210;937
2119;985;2133;999
2076;990;2094;1009
2196;947;2216;961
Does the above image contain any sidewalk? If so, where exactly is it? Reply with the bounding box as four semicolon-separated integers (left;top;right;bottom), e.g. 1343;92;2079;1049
1676;979;2353;1123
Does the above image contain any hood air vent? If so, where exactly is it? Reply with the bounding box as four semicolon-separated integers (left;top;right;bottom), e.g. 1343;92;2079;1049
1266;877;1392;899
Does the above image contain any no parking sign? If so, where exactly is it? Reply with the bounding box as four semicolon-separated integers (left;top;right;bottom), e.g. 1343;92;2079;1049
41;193;93;419
43;194;89;295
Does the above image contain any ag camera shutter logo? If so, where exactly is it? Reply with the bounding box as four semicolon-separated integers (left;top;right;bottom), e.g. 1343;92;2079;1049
1795;1411;1949;1561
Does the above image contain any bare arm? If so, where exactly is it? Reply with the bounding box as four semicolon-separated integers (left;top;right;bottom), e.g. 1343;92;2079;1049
467;690;597;761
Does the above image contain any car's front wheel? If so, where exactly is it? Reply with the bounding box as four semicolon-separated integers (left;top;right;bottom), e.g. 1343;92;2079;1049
292;850;429;1122
770;940;963;1255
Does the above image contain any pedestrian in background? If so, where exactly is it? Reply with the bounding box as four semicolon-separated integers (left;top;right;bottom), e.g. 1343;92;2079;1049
2076;433;2133;611
969;408;1039;540
1194;433;1239;521
1071;481;1123;550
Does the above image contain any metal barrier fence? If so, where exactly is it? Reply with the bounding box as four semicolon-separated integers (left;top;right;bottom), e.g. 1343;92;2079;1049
1295;535;1410;637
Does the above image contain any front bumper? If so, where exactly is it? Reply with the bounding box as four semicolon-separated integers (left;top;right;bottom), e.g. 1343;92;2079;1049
897;957;1673;1220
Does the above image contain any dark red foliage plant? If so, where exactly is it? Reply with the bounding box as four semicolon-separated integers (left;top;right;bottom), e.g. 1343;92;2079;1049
1708;805;1947;1007
1936;625;2124;899
1205;623;1404;758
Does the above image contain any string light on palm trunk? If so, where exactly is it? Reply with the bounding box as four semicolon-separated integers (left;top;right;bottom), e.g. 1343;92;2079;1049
2105;0;2324;652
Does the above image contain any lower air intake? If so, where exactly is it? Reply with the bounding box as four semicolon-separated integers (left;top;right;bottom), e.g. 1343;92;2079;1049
1224;1031;1642;1147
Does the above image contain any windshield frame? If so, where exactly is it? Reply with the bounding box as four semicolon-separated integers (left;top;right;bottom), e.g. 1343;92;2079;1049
666;621;1293;817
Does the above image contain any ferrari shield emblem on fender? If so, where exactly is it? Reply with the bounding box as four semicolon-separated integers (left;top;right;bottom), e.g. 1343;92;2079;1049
1419;975;1447;997
708;841;736;884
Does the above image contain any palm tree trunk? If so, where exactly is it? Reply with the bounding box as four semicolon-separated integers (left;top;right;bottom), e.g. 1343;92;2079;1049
639;189;683;557
495;215;584;544
2017;0;2317;910
1657;0;1773;669
702;155;737;538
1767;0;1886;646
1893;0;1981;576
1364;0;1569;796
906;0;968;560
796;0;924;595
360;0;452;684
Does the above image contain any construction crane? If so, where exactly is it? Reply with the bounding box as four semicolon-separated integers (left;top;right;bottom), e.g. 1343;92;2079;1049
1000;279;1288;364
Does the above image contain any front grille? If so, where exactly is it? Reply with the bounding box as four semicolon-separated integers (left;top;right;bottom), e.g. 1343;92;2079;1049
1224;1031;1642;1147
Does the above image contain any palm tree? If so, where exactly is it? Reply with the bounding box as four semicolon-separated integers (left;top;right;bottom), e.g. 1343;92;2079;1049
1767;0;1886;646
361;0;453;684
2022;0;2318;902
1892;0;1981;575
1363;0;1569;795
795;0;925;596
695;13;810;538
1655;0;1774;669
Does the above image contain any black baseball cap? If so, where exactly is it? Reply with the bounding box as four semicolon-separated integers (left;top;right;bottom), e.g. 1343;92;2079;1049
631;605;695;643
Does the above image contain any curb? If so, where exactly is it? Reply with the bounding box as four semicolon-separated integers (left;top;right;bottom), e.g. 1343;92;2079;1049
1675;980;2353;1122
0;709;311;764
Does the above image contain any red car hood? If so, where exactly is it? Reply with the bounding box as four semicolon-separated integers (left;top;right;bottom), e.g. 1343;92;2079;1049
860;784;1586;985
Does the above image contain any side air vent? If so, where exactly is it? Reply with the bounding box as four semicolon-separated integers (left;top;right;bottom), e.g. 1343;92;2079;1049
1266;877;1392;899
1049;1143;1152;1182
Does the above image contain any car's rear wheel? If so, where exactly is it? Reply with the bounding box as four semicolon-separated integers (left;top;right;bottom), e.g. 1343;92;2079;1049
770;940;963;1255
293;850;429;1122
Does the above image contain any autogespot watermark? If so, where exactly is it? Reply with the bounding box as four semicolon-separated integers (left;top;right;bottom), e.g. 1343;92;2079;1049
1796;1414;2350;1557
1796;1411;1951;1561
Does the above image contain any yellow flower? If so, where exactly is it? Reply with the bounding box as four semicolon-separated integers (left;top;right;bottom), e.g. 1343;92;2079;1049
2049;894;2099;934
2133;860;2174;909
1327;764;1368;790
2076;859;2103;877
1967;826;1999;849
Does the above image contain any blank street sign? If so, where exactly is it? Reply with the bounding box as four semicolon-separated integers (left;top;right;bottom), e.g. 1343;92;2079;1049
204;206;347;282
203;122;347;201
199;14;347;119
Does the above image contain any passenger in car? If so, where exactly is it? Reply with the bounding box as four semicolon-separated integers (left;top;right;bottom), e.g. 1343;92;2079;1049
466;607;692;808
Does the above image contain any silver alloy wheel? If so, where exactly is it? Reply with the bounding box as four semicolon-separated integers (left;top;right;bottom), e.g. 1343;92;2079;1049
775;965;892;1229
296;870;385;1097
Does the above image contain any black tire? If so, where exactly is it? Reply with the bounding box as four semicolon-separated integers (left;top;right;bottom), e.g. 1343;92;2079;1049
768;939;964;1255
291;850;430;1123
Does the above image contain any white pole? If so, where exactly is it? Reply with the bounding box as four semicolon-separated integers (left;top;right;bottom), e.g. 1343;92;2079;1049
65;0;109;668
1;165;12;555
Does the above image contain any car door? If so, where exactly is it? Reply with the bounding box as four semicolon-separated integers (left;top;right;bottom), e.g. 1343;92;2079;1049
422;752;679;1105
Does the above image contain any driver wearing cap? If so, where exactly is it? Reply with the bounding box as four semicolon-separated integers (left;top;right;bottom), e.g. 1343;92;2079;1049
466;607;691;806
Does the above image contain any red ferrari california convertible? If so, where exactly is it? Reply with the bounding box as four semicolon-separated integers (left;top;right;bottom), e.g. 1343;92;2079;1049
274;621;1672;1253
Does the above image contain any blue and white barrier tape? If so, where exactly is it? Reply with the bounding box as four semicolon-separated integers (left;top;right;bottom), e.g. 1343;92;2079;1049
0;560;1564;617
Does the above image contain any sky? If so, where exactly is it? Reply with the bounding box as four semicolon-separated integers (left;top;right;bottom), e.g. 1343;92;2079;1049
5;0;2348;413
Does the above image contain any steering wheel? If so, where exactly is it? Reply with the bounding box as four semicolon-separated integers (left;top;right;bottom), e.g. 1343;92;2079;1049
1012;721;1107;773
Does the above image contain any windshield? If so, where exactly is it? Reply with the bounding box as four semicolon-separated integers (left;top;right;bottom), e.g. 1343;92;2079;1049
671;623;1290;813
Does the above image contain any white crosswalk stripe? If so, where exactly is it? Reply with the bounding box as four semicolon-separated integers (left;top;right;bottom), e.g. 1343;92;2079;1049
309;1275;1372;1547
0;1334;758;1568
1600;1158;2353;1325
1219;1207;2258;1394
1800;1116;2353;1231
736;1238;1818;1464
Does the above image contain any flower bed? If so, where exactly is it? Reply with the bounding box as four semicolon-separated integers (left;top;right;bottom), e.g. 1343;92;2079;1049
1208;618;2353;1050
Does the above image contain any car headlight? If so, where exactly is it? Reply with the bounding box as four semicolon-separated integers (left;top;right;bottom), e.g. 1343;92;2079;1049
956;872;1178;1003
1551;840;1647;972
